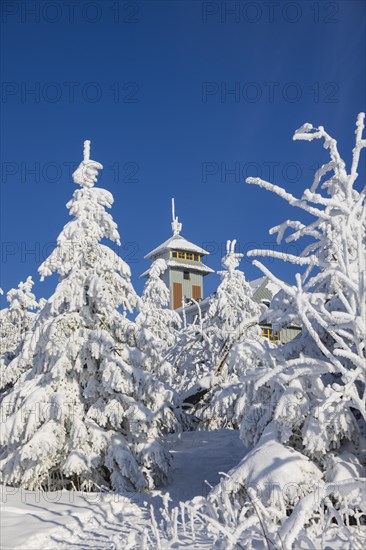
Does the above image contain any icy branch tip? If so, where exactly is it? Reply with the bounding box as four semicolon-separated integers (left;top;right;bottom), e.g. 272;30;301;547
226;239;237;255
222;239;243;271
356;112;365;130
84;140;91;162
295;123;313;134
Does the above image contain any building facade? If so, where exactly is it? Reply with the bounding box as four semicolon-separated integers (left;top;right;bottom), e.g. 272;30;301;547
141;200;214;308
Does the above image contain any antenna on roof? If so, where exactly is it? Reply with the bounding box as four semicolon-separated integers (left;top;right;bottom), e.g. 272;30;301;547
171;198;182;235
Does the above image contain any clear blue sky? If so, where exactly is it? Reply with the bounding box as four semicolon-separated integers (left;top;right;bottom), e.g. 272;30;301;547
1;0;365;307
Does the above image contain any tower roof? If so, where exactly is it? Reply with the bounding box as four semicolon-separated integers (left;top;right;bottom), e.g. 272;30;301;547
144;198;211;258
144;233;210;259
141;198;214;278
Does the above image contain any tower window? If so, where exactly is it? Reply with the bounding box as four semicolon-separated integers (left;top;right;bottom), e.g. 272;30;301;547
183;271;190;280
170;250;201;261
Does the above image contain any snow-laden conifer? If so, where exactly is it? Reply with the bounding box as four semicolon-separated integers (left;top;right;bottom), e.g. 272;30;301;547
0;277;39;390
0;141;181;491
192;240;262;427
170;241;262;426
206;240;261;354
136;259;181;384
137;259;181;345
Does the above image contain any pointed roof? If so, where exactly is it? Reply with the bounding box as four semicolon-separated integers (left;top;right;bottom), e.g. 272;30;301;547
144;198;211;259
142;199;214;278
144;233;210;259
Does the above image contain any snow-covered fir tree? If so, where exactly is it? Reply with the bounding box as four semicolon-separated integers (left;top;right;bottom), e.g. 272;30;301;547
136;259;181;384
0;276;38;355
191;240;262;428
137;259;181;345
168;240;262;428
166;314;212;397
0;141;182;492
0;277;39;390
206;239;261;357
200;113;366;548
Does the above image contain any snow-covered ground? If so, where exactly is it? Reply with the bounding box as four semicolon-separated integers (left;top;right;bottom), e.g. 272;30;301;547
1;429;246;549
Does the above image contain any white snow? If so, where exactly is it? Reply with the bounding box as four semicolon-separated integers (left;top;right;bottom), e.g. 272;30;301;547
0;429;245;549
2;115;365;550
158;429;246;504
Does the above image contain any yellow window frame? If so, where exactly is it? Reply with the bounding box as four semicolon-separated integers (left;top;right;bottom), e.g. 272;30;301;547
170;250;200;262
261;327;280;342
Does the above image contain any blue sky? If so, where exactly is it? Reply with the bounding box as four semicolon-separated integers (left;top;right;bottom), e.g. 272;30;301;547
1;0;365;307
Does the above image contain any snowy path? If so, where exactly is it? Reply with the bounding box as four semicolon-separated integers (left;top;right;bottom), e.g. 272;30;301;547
158;429;246;504
0;429;246;549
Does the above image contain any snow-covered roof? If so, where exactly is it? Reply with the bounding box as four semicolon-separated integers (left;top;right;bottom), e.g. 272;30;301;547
266;279;282;295
175;277;281;313
248;276;267;291
250;276;281;302
141;259;214;278
167;260;214;274
144;234;210;259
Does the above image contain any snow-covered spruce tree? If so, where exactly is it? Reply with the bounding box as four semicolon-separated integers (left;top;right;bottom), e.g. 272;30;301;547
169;240;262;424
136;259;181;385
204;114;366;548
206;239;261;356
166;313;213;398
191;240;262;428
0;277;38;355
0;141;181;492
0;277;39;390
